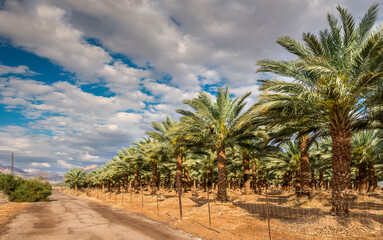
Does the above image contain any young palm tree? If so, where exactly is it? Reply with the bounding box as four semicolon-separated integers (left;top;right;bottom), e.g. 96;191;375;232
265;141;300;190
64;168;86;192
146;116;184;194
175;87;256;201
256;4;383;215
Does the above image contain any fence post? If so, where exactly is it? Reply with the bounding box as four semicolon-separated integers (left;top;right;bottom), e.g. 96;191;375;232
207;186;211;228
265;188;271;240
141;183;144;210
156;187;159;215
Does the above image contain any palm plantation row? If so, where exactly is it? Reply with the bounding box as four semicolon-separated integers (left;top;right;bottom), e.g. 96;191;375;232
65;4;383;216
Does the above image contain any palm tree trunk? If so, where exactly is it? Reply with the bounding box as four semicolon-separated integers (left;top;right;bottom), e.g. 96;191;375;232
176;153;183;194
295;169;301;193
116;177;121;193
242;151;251;194
108;181;112;192
124;174;129;191
257;168;264;194
217;147;228;202
282;171;292;190
319;171;324;191
299;133;310;196
252;160;257;193
330;126;351;216
233;170;238;190
151;161;158;195
310;170;316;190
368;162;377;192
134;168;140;193
183;166;190;193
359;162;367;194
166;168;171;189
207;166;213;189
202;177;207;192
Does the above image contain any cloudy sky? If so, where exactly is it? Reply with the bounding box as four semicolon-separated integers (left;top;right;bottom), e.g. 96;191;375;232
0;0;381;174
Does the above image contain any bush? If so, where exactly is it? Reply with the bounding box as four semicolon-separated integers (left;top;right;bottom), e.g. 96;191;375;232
0;174;52;202
8;179;52;202
0;174;25;195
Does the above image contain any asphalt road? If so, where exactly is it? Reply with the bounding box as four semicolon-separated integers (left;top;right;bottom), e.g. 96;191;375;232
0;190;200;240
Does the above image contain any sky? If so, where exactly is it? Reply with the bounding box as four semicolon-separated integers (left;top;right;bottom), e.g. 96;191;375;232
0;0;382;174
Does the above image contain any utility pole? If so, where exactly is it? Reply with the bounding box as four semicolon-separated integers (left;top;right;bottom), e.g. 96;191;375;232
11;152;14;175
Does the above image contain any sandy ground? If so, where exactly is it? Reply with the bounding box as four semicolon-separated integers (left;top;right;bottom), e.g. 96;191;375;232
0;190;199;240
0;192;31;232
67;188;383;240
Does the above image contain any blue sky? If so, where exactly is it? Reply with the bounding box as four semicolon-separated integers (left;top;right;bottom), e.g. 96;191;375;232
0;0;381;175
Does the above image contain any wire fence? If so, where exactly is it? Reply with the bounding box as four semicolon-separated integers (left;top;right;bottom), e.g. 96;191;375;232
62;186;383;239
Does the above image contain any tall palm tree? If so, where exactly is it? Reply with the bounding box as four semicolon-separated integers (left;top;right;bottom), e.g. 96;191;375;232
175;87;256;201
256;4;383;215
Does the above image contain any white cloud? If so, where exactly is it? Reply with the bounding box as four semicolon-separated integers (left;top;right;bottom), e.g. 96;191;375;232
0;64;37;76
57;159;78;169
31;162;51;167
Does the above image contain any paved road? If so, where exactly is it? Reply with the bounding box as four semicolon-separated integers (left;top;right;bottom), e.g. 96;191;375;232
0;190;200;240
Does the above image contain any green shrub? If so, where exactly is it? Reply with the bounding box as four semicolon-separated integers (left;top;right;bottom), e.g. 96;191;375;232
0;174;25;195
0;174;52;202
8;179;52;202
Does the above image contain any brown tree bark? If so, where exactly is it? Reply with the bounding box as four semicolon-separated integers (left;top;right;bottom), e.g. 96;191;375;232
183;166;190;193
217;147;228;202
151;161;158;195
134;168;140;193
330;126;351;216
310;169;316;190
252;160;257;193
358;162;367;194
368;162;377;192
233;170;238;190
295;169;301;193
176;153;183;194
299;133;310;196
319;171;324;191
207;166;213;189
202;177;207;192
355;173;359;191
242;151;251;194
257;168;264;194
166;168;171;189
282;171;292;190
116;177;121;193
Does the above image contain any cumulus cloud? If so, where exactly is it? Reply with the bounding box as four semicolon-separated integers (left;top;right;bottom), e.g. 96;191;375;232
31;162;51;167
0;64;37;75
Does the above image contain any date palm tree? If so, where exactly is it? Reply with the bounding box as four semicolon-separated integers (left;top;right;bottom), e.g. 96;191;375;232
64;168;86;192
256;4;383;215
146;116;183;193
265;141;300;190
175;87;256;201
352;130;383;193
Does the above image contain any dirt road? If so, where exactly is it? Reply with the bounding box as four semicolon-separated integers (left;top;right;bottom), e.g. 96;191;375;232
0;190;200;240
